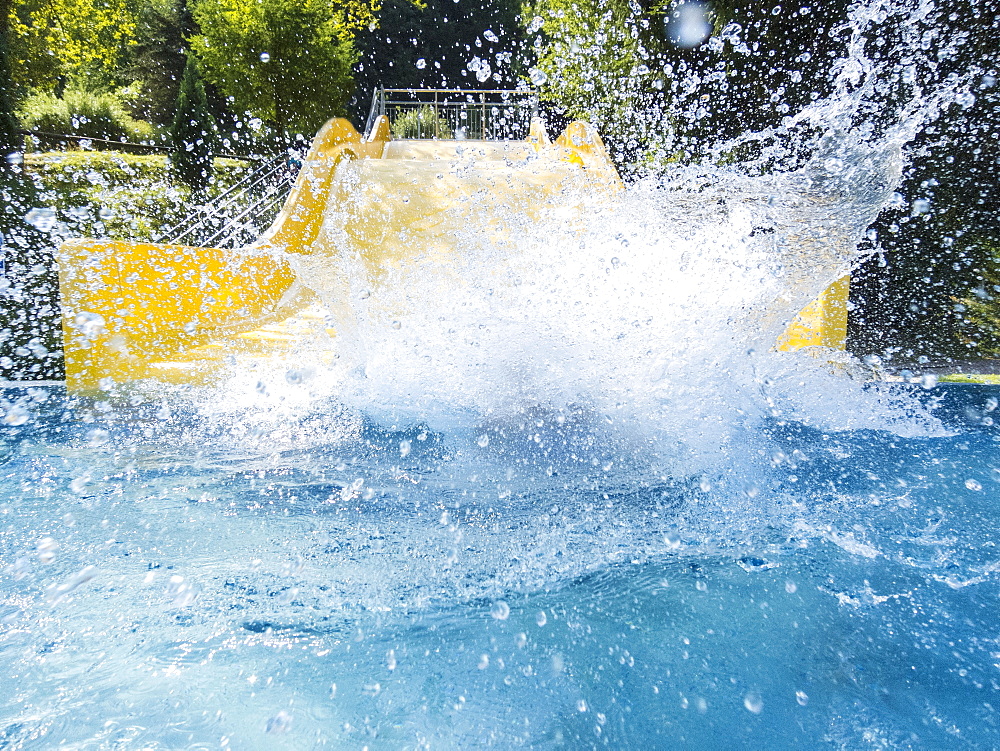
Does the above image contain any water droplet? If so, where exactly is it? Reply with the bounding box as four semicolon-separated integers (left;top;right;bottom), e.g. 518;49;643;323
920;374;937;389
399;439;411;458
265;711;292;733
36;537;57;563
955;91;976;109
483;29;499;42
386;649;397;670
73;312;106;340
965;478;982;491
695;580;708;592
391;320;401;330
285;368;304;384
529;68;548;86
259;52;271;63
46;564;97;602
535;611;547;627
165;574;200;606
477;654;490;669
577;699;588;712
279;554;305;576
527;15;544;33
69;472;91;494
477;434;490;447
86;428;109;447
490;600;510;620
666;1;711;47
743;692;763;714
2;404;30;426
474;60;492;82
663;531;681;551
25;208;56;232
795;690;809;706
415;58;426;69
785;580;798;594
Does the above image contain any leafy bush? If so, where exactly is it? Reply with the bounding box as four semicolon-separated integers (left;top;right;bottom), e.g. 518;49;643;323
18;88;158;146
960;241;1000;359
23;150;252;241
391;106;452;139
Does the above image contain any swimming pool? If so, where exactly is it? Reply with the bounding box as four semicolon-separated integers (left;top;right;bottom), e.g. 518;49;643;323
1;379;997;748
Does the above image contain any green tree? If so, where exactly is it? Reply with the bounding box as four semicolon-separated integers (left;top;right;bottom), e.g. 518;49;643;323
170;53;215;194
130;0;194;125
190;0;376;137
522;0;657;162
8;0;140;95
2;0;63;381
0;0;21;166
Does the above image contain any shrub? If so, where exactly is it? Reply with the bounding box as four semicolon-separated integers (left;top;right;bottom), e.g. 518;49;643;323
23;150;252;240
391;106;452;139
18;88;157;147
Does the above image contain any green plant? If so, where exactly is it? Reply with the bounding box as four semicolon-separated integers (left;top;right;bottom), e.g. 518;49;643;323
170;55;216;194
391;106;453;139
190;0;368;137
24;150;252;239
17;88;157;146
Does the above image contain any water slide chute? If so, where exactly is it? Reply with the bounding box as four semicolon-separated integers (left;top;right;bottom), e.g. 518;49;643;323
57;91;847;394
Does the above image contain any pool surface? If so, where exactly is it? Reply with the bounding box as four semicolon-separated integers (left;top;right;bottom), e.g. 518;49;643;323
1;380;998;748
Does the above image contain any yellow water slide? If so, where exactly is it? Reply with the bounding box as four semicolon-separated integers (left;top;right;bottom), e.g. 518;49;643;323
57;106;846;394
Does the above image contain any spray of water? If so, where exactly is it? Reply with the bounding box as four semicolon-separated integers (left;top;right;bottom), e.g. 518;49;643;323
191;2;980;483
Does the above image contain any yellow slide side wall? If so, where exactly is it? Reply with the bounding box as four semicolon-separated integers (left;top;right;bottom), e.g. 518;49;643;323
58;240;297;391
777;276;850;351
58;117;388;393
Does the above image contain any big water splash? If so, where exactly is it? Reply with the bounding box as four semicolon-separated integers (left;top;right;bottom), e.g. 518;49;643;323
208;0;972;475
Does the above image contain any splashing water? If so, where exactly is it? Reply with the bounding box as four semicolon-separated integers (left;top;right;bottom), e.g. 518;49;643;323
2;0;1000;747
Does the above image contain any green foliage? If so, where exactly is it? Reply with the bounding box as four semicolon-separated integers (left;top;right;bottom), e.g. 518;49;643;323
8;0;140;96
170;55;215;193
949;241;1000;359
0;7;20;161
18;88;157;145
24;150;251;239
391;106;452;139
130;0;193;126
0;150;252;381
190;0;374;137
523;0;651;145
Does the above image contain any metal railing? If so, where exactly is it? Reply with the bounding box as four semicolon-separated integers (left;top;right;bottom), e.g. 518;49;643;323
154;153;299;249
366;88;538;141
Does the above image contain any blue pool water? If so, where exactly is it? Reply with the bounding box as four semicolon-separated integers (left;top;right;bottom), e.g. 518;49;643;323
1;381;998;748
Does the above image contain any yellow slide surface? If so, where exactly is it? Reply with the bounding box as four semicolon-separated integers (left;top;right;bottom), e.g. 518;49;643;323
57;115;844;394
